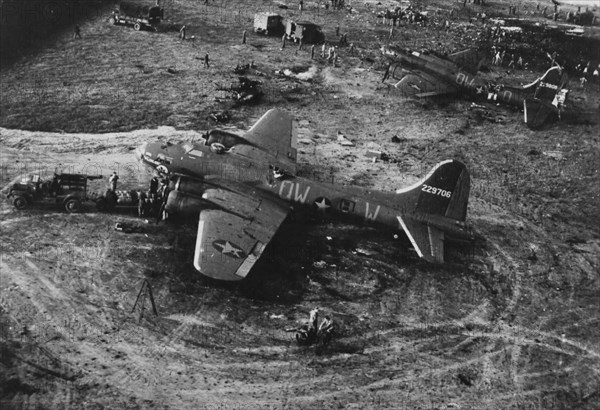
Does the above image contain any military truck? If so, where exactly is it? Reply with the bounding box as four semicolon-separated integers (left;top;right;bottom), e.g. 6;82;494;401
254;12;284;36
109;1;163;31
285;20;325;43
7;173;102;213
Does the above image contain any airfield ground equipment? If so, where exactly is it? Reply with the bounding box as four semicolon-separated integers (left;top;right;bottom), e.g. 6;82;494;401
284;20;325;43
253;12;284;36
109;1;163;31
7;173;102;213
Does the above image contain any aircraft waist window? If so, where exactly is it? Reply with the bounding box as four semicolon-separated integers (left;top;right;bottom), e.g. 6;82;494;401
339;199;355;213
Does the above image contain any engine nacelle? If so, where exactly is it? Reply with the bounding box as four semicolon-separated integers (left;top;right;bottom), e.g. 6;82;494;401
164;190;209;216
172;176;206;197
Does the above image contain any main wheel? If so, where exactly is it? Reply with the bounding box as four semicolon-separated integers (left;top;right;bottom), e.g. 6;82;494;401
96;197;107;211
64;198;81;213
134;22;141;31
13;196;27;210
109;16;116;25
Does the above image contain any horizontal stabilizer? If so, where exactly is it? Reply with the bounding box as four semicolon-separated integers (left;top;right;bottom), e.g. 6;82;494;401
397;216;445;263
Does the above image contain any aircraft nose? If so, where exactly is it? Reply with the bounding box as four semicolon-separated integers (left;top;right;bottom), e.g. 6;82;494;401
135;143;147;162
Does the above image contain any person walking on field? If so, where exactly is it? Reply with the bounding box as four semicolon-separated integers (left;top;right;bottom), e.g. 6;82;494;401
73;25;82;39
180;25;186;40
204;53;210;68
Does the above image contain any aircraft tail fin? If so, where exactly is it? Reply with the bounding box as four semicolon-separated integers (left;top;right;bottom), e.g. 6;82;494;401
244;108;298;173
396;160;470;221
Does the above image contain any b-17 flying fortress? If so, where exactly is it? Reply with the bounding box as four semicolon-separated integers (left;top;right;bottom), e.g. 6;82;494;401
136;109;474;280
1;0;599;407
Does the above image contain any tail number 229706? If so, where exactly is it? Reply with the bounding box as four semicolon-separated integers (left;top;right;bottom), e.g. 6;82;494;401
422;184;452;198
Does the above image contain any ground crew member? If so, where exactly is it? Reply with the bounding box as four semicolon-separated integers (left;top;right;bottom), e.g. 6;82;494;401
389;25;394;39
73;25;82;39
281;34;286;50
382;63;391;83
349;42;355;56
149;177;159;196
517;55;523;69
180;25;186;40
204;53;210;68
50;174;60;196
321;42;326;58
299;0;303;11
508;54;515;68
318;316;334;337
138;198;146;217
298;36;304;51
242;30;247;44
310;44;315;59
109;172;119;191
308;308;319;333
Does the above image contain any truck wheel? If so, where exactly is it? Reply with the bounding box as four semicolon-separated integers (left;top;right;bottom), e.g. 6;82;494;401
96;197;107;211
13;196;27;210
109;17;116;25
64;198;81;213
134;23;141;31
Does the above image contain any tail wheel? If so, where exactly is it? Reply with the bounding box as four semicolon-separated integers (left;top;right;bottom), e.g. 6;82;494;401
134;22;141;31
64;198;81;213
13;196;27;210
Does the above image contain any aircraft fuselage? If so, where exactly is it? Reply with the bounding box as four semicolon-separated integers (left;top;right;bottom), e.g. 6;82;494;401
137;140;472;243
392;50;531;107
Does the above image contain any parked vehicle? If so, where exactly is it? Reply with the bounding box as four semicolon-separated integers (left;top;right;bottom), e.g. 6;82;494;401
254;12;284;36
285;20;325;43
109;1;163;31
7;173;102;213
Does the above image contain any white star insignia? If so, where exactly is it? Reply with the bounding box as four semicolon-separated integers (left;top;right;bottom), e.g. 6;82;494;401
215;241;243;258
314;198;331;210
476;86;484;94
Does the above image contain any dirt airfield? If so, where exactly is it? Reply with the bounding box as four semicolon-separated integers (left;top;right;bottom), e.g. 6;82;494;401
1;0;600;408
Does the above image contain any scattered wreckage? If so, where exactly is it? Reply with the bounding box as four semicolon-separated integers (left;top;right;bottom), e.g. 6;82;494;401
217;77;263;104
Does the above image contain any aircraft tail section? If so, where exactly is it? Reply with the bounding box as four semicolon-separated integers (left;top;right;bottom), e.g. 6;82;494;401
395;160;471;263
396;160;470;221
244;108;298;173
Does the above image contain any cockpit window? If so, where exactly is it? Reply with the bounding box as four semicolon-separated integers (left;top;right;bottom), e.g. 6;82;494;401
182;142;194;153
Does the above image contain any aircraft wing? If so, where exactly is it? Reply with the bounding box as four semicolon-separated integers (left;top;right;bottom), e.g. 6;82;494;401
193;190;290;281
394;72;458;99
397;216;445;263
243;108;298;172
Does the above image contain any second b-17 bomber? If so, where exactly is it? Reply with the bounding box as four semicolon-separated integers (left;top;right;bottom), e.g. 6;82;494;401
136;109;473;281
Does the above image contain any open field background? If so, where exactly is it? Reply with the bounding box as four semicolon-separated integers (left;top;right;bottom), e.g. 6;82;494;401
1;0;599;408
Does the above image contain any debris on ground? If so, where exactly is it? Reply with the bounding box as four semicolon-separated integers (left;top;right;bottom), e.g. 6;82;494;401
337;131;355;146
